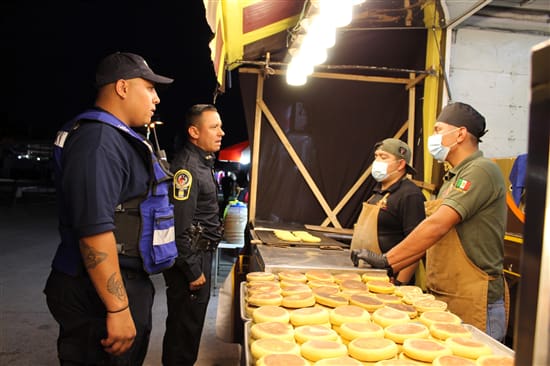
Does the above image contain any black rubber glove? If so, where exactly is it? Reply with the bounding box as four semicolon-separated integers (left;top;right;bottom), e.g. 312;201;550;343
350;249;393;276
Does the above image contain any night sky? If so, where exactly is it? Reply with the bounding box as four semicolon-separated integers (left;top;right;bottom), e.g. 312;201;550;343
4;1;248;155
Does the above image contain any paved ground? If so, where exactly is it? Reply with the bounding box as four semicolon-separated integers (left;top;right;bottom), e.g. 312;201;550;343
0;194;241;366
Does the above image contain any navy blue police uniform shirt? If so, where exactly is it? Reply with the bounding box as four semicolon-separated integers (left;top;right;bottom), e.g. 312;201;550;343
54;118;149;274
170;142;222;281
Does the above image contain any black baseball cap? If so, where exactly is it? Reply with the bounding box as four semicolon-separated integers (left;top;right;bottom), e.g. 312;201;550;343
95;52;174;87
437;102;487;141
374;138;417;175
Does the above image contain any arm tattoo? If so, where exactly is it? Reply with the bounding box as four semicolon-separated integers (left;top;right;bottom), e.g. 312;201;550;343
107;272;127;302
80;242;107;269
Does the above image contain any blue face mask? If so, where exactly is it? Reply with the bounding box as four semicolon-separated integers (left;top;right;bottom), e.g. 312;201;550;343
371;160;398;182
428;128;459;162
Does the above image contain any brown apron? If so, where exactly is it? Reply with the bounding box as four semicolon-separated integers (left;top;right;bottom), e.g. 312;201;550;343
350;193;390;253
425;198;509;331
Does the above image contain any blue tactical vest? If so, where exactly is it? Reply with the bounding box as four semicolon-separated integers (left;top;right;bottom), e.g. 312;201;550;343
52;110;177;275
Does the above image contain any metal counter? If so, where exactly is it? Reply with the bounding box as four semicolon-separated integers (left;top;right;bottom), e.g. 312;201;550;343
250;243;378;274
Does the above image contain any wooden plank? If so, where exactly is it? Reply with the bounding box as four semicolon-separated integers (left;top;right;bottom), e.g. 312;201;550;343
258;99;343;228
321;120;409;227
249;74;264;225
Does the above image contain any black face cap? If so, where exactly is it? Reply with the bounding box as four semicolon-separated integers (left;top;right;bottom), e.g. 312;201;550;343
95;52;174;87
437;102;487;141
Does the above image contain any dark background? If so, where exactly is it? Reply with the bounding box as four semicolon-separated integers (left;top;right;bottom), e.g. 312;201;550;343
3;1;248;158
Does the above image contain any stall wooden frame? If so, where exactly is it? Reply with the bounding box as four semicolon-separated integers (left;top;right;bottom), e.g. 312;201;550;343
240;66;432;230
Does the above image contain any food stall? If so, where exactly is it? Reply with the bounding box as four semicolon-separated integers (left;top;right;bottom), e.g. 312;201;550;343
204;1;548;364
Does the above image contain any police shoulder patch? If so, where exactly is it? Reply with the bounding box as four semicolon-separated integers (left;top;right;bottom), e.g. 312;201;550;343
173;169;192;200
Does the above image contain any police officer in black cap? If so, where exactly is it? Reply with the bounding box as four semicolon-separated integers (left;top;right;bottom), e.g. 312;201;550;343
44;51;174;365
162;104;225;365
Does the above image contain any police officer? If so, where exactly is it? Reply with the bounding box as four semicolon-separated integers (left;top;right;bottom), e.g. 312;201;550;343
162;104;225;365
43;52;174;365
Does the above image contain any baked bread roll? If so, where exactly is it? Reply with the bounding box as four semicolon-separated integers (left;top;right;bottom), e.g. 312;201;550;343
349;293;384;312
402;293;435;305
273;229;301;242
304;270;334;282
314;293;349;308
348;337;399;362
256;353;310;366
251;321;295;342
300;340;348;362
361;270;390;283
329;304;371;326
253;305;290;324
402;338;453;362
375;359;428;366
247;279;280;287
475;355;515;366
308;280;339;289
248;283;283;296
333;272;362;284
384;322;430;344
338;322;385;341
294;324;339;344
250;338;301;360
398;352;433;365
247;271;276;282
313;355;363;365
290;306;330;326
281;284;313;296
282;292;316;309
248;292;284;307
433;354;477;366
278;271;308;283
312;285;340;296
292;230;322;243
339;279;368;294
371;306;411;328
418;311;462;328
280;280;308;289
367;280;395;294
373;293;402;304
414;298;448;313
394;285;423;298
430;323;472;340
386;303;418;319
445;337;492;359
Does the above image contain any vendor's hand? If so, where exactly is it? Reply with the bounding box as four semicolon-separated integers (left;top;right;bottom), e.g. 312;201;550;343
189;273;206;291
351;249;391;270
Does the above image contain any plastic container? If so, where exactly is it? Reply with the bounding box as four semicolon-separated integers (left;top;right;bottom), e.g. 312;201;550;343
224;201;247;244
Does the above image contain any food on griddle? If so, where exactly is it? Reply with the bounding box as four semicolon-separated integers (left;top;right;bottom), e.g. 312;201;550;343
273;229;301;242
292;230;322;243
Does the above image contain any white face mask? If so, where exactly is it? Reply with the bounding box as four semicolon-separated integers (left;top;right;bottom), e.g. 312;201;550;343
371;160;396;182
428;128;459;162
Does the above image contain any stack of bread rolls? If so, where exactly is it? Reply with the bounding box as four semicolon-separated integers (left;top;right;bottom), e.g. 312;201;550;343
243;270;513;365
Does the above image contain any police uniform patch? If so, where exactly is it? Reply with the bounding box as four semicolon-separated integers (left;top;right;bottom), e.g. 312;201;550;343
173;169;192;200
454;178;471;192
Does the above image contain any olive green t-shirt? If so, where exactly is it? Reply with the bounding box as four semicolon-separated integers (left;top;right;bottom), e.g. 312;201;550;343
438;150;506;303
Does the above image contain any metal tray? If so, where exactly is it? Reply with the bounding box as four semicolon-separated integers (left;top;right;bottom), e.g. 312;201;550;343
240;281;252;322
244;320;253;366
463;324;515;357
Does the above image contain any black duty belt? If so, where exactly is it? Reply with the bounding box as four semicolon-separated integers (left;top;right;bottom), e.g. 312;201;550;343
195;238;220;252
118;255;145;271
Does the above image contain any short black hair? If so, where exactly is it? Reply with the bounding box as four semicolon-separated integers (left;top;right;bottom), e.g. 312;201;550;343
185;104;218;129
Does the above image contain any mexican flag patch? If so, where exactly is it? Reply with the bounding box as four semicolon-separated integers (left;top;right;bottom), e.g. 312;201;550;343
455;178;471;191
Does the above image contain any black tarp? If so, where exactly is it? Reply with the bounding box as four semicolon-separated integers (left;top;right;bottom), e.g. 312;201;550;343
240;29;428;228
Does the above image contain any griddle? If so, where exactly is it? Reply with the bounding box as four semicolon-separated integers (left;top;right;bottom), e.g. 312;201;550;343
252;228;346;248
